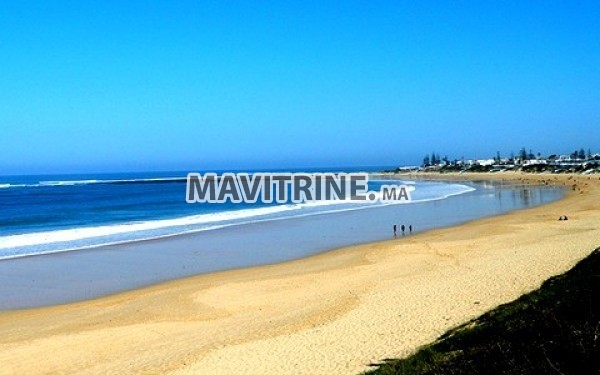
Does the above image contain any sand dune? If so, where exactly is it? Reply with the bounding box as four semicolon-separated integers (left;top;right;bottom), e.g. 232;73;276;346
0;172;598;374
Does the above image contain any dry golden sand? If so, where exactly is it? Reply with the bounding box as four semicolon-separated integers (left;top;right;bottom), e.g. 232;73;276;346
0;172;598;375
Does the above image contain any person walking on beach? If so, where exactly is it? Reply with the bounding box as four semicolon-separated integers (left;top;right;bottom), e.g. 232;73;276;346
393;224;397;236
409;225;413;234
401;224;405;235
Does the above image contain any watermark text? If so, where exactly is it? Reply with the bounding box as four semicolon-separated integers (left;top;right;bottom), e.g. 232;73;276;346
186;173;412;204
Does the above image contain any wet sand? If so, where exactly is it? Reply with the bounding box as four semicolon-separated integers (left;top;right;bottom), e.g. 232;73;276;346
0;172;598;374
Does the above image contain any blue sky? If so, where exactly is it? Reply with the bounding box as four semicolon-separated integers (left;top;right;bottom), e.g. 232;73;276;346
1;1;599;174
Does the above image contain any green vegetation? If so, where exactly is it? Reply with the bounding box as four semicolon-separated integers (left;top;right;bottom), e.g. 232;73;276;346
364;248;600;375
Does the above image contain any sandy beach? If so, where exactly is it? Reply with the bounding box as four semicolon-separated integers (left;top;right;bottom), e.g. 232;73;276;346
0;172;598;375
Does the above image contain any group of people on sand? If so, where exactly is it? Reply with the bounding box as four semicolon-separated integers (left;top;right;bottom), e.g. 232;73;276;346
393;224;412;237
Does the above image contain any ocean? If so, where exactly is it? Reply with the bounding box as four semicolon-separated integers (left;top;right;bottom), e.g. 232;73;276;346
1;168;474;259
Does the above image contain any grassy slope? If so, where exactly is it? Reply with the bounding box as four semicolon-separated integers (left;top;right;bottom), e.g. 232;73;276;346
364;248;600;375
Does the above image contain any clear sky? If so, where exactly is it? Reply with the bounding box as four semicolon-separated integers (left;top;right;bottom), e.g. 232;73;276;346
1;1;599;174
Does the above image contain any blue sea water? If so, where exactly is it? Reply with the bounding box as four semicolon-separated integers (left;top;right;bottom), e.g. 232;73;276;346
0;168;475;259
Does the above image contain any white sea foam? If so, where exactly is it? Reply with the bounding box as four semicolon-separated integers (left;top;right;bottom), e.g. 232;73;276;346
0;204;302;250
0;177;186;189
0;183;29;189
38;177;185;186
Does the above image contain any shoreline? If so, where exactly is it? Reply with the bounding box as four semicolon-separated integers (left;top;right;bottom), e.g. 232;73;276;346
0;176;477;262
0;172;598;374
0;178;560;310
